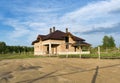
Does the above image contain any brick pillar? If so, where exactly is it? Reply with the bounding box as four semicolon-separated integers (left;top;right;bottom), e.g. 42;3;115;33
49;43;51;56
42;45;43;55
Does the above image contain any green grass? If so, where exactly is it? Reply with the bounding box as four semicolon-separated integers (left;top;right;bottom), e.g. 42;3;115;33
58;53;120;59
0;52;120;60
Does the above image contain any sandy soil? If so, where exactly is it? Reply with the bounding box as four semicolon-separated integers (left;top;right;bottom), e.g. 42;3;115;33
0;58;120;83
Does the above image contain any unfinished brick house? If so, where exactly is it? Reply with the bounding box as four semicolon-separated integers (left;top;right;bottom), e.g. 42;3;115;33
32;27;90;55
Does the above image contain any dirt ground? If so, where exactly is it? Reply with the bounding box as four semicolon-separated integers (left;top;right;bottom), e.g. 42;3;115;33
0;58;120;83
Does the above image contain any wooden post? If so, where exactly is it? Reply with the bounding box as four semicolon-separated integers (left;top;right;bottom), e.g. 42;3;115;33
98;46;100;59
118;46;119;51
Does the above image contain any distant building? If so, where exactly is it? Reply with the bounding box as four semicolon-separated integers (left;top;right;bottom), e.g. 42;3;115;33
32;27;90;55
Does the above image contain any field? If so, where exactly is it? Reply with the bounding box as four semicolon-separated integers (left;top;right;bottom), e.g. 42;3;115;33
0;57;120;83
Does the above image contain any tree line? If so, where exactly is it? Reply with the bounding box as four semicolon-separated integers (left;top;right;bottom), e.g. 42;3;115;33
102;35;116;49
91;35;118;54
0;41;33;54
0;35;117;54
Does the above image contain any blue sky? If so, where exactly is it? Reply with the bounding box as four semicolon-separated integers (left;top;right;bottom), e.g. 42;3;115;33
0;0;120;47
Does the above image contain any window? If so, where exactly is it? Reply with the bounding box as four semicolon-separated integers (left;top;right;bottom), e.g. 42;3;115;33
65;36;69;49
65;37;69;43
74;46;77;52
66;44;69;49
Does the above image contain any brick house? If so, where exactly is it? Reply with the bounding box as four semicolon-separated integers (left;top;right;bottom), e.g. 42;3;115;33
32;27;90;55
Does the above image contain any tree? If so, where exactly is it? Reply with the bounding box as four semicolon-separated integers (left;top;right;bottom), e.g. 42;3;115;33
0;41;34;54
109;36;116;48
102;35;116;49
0;41;6;54
103;35;109;48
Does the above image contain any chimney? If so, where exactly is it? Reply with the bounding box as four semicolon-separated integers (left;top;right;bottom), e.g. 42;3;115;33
66;28;68;33
53;26;55;32
50;28;52;33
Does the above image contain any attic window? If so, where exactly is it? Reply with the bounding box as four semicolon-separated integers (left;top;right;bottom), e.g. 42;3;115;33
65;36;69;43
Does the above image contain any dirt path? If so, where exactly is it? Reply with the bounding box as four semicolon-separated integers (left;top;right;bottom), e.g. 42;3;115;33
0;58;120;83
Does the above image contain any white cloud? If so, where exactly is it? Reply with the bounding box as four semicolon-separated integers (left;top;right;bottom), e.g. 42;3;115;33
3;19;29;38
60;0;120;32
62;0;120;20
1;0;120;46
14;7;63;13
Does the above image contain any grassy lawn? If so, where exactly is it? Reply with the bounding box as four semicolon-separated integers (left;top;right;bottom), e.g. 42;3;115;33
0;52;120;60
58;53;120;59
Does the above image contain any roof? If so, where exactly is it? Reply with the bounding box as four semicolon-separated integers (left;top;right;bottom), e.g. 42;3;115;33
32;30;90;45
72;41;91;46
44;30;66;40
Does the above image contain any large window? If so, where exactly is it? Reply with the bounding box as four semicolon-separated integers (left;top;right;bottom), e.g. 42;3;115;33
65;37;69;43
65;36;69;49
